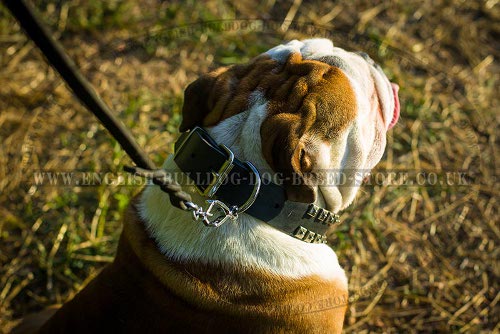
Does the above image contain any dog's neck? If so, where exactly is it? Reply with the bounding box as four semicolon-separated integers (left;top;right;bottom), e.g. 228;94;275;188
138;158;345;282
138;98;346;282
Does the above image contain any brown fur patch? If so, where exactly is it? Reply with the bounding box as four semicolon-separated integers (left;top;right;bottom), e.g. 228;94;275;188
181;52;357;202
36;196;348;333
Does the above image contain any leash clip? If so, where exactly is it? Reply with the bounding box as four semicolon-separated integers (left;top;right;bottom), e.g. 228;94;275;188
189;200;238;227
202;200;238;227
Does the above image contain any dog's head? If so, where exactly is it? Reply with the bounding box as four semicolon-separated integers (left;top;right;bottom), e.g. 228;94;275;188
180;39;400;213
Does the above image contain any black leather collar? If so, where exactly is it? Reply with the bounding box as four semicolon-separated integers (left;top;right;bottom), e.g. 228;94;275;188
174;127;286;222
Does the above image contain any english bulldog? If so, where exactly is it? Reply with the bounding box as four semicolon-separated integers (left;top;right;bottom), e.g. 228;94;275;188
13;38;399;334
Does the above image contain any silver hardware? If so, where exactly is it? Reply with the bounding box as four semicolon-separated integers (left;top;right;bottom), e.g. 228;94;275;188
303;231;316;243
313;234;325;243
305;204;341;227
293;226;308;239
306;204;320;217
173;127;235;198
188;200;238;228
184;201;210;223
317;208;328;222
201;200;239;227
199;145;234;197
177;130;262;228
292;225;327;244
183;159;261;228
186;161;260;228
325;213;340;225
238;161;261;212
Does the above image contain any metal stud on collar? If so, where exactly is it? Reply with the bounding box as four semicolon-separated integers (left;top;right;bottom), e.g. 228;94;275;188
292;225;327;244
289;204;343;244
305;204;341;227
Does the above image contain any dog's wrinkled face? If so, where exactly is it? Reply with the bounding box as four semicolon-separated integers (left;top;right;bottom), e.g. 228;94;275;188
180;39;399;213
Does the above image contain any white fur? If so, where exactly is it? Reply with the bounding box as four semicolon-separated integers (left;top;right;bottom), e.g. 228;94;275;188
297;38;335;59
139;96;347;284
266;38;335;62
265;39;304;62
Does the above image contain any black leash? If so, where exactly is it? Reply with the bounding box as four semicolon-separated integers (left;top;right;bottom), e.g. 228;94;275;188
3;0;193;209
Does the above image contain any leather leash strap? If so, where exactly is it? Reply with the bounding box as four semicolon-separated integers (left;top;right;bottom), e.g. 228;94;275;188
3;0;194;209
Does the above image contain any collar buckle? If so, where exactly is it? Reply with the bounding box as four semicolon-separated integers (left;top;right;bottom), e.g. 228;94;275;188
201;145;234;197
188;161;261;228
174;127;263;227
174;127;235;198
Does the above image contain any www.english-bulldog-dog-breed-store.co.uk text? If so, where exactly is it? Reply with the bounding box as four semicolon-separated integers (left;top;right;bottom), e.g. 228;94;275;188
13;38;400;334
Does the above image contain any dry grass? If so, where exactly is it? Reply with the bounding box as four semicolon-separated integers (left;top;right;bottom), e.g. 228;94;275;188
0;0;498;333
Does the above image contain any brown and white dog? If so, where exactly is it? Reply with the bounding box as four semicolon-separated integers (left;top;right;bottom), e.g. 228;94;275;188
13;38;399;334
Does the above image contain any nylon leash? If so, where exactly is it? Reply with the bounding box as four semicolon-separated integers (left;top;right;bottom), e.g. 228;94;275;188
2;0;193;209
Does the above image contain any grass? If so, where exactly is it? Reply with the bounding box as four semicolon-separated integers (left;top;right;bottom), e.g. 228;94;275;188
0;0;498;333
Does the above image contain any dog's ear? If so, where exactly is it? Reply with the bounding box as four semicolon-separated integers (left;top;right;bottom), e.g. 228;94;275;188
179;67;230;132
180;56;279;132
258;54;357;203
261;113;316;203
288;139;316;203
